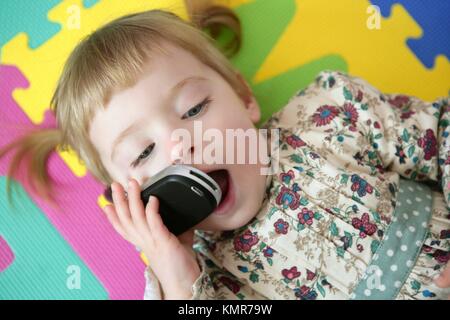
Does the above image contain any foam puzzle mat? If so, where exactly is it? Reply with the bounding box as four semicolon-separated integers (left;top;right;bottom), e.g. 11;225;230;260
0;0;449;299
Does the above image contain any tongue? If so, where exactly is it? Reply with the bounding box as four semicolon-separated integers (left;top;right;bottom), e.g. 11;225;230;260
207;170;229;198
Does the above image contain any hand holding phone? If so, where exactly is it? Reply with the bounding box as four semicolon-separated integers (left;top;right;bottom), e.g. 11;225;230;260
103;165;222;235
139;165;222;235
101;178;203;299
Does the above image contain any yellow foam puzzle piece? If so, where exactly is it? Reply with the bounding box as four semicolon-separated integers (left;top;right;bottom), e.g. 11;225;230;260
140;251;149;266
215;0;254;7
254;0;450;101
1;0;188;177
97;193;110;209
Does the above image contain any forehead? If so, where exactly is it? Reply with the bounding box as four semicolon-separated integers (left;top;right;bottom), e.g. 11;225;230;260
88;42;211;160
139;42;209;85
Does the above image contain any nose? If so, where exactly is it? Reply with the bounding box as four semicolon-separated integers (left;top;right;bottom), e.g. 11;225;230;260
171;146;195;165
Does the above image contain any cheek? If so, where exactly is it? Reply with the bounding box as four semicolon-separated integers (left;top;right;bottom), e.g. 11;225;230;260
208;102;254;131
208;87;252;125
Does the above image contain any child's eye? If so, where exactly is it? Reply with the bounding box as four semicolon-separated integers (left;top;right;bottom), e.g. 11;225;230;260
132;142;155;167
181;97;211;119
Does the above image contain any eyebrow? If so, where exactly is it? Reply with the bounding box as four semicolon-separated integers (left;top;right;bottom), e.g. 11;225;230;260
110;76;207;162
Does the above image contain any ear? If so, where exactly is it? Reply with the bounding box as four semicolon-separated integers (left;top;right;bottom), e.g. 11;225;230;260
236;72;260;124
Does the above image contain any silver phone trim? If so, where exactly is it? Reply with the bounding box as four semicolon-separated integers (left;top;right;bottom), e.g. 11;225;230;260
140;165;222;205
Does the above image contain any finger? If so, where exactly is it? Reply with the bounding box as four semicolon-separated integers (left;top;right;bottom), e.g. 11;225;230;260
178;229;196;259
111;181;134;232
102;205;129;241
145;196;171;241
435;263;450;288
127;178;149;233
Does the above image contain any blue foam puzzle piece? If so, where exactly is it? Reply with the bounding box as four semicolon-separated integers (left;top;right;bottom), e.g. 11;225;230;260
0;0;62;49
370;0;450;68
0;0;100;50
83;0;99;9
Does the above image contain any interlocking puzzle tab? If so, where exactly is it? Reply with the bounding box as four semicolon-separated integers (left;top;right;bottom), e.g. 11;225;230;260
0;0;61;50
371;0;450;68
0;236;14;273
254;0;449;102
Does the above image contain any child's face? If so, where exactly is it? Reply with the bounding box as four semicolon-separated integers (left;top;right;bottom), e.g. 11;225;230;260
89;41;269;231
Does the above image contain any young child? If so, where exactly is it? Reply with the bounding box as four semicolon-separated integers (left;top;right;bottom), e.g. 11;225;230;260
1;8;449;300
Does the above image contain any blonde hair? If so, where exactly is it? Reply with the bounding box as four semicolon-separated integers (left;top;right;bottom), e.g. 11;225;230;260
0;3;244;205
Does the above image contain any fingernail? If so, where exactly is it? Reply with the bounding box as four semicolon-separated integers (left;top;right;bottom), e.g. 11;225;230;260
128;179;133;188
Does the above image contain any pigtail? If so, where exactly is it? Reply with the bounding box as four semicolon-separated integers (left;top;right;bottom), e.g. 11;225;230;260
0;127;63;208
185;0;241;57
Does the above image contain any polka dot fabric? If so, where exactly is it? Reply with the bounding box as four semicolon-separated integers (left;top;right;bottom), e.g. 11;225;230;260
352;178;435;299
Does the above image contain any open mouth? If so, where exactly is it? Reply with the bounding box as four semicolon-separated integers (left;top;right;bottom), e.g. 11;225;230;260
207;169;230;204
206;169;233;214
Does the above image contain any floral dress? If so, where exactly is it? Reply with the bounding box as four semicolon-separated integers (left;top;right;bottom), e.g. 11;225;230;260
144;71;450;300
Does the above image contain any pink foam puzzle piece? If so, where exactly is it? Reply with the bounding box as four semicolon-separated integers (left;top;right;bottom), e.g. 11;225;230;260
0;236;15;272
0;64;146;299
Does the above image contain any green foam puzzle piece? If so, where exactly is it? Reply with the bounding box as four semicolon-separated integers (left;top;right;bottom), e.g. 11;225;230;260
227;0;348;124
